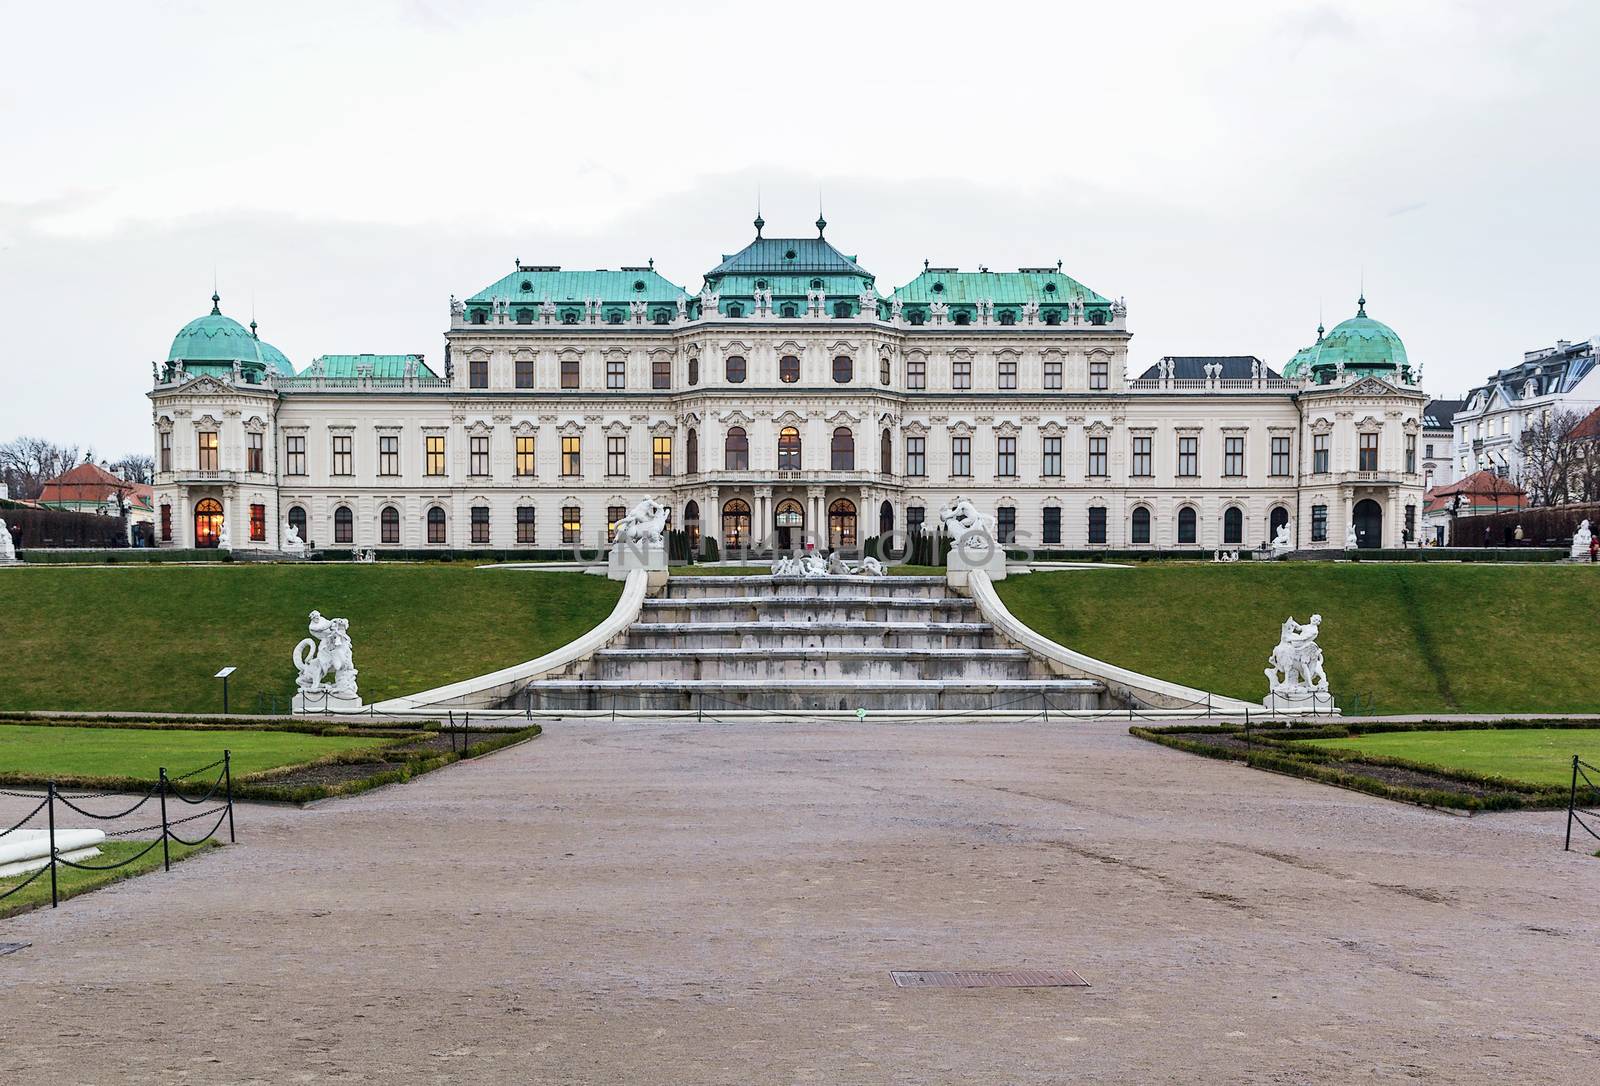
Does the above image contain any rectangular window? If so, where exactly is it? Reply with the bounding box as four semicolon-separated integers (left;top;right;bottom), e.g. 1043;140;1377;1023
1405;434;1416;474
1131;435;1152;477
1043;436;1062;477
652;356;670;390
331;434;352;476
1042;506;1061;545
1424;442;1435;459
197;431;219;471
563;436;582;477
247;432;264;474
607;357;626;389
249;503;266;542
951;435;971;476
1177;435;1198;477
997;436;1017;477
906;436;926;477
286;435;306;476
159;431;172;473
652;436;672;477
907;357;926;390
996;506;1016;544
515;435;535;477
952;357;972;389
1088;506;1107;544
1313;433;1329;474
425;435;445;476
1089;358;1109;390
561;505;581;544
1359;432;1378;472
607;505;625;543
1044;357;1063;390
1270;436;1290;477
469;358;488;388
1088;435;1108;477
1311;504;1328;542
561;358;579;389
515;358;535;389
1224;436;1244;477
1405;504;1416;538
998;357;1017;390
907;506;925;535
160;504;172;541
516;506;536;544
471;505;489;544
469;435;489;476
379;435;399;476
607;435;625;476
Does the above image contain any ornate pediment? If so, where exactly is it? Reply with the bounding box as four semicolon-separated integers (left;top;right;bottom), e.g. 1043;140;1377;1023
511;419;538;436
1084;420;1113;437
464;418;493;436
719;409;754;426
1347;377;1394;397
602;419;630;436
825;409;862;426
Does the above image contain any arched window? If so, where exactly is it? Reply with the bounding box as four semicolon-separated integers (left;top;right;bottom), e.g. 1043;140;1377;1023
832;355;853;383
561;310;579;325
774;498;804;550
725;355;746;383
880;428;893;474
880;357;891;384
828;499;857;549
831;427;854;470
1131;506;1151;545
725;427;749;470
879;500;894;536
779;355;800;383
1224;506;1244;545
778;427;802;470
606;309;623;324
380;505;400;544
334;505;353;544
427;506;447;544
684;500;701;547
722;499;751;548
1178;506;1197;545
686;428;698;474
688;356;699;385
194;498;223;548
287;505;307;544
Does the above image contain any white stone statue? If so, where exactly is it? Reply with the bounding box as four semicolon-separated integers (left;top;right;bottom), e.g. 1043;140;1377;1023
856;556;885;576
826;550;852;575
675;297;688;323
1345;523;1358;549
216;523;231;549
939;496;996;542
1571;519;1593;559
449;294;463;319
890;297;904;322
1270;521;1292;557
698;288;720;316
1264;614;1331;712
1022;301;1039;324
612;497;668;546
929;301;948;323
0;517;16;562
282;521;306;555
858;285;877;317
293;610;359;707
540;298;557;325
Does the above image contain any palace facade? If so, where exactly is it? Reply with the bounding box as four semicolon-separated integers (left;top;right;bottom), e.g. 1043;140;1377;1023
149;218;1427;554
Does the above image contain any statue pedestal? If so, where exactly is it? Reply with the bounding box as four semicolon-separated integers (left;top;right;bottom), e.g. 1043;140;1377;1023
946;532;1008;588
1262;688;1335;715
608;540;668;588
293;691;364;714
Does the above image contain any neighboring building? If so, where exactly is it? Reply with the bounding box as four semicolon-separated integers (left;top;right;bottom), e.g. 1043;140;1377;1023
1452;337;1600;484
149;220;1426;554
35;462;154;532
1420;469;1528;545
1420;398;1463;492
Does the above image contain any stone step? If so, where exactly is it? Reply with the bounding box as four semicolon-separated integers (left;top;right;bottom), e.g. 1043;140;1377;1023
584;646;1039;682
643;596;978;625
664;575;951;600
623;620;995;650
517;678;1105;713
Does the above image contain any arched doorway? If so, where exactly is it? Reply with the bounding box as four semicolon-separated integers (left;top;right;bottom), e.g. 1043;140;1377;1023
1223;506;1244;546
1269;506;1289;543
1353;499;1383;549
684;500;700;547
879;500;894;536
828;499;857;549
774;498;804;551
722;499;751;549
194;498;223;548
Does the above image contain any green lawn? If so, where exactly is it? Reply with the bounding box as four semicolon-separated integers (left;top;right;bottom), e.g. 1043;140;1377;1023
0;565;621;712
0;724;389;780
997;563;1600;714
0;839;213;918
1301;728;1600;788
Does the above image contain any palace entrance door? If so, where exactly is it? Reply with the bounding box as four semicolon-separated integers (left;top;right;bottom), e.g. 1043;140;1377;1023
774;498;804;551
194;498;223;548
1353;498;1383;549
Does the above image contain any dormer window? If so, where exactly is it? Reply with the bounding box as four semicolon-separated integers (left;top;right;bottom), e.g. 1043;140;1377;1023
953;311;970;326
652;309;671;325
1043;310;1060;326
472;309;487;325
998;309;1016;326
607;310;623;324
810;278;824;289
726;302;744;317
907;309;925;326
832;300;852;318
1043;282;1057;294
515;309;533;324
754;279;768;290
562;311;579;325
633;280;646;292
785;249;797;261
780;303;798;317
520;279;532;292
931;282;944;294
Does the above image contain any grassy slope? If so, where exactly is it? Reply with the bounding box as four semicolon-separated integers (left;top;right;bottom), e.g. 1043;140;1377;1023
0;724;387;778
0;565;621;713
996;563;1600;714
1301;729;1600;787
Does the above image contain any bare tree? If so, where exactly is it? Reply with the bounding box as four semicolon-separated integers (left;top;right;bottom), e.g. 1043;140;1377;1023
108;453;155;485
1515;409;1582;506
0;436;85;500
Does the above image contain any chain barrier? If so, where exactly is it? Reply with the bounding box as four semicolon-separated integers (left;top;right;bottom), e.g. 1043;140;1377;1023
1565;757;1600;851
0;751;238;909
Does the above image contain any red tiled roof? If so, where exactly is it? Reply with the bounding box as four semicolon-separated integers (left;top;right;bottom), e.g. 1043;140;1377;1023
36;463;138;505
1422;470;1527;515
1567;405;1600;443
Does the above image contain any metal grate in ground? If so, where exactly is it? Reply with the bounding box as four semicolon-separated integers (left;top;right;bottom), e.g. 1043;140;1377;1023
891;968;1088;989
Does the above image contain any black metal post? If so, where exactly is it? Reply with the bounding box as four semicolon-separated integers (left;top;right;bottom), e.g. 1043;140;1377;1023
224;750;236;843
222;675;229;715
47;781;58;908
1567;755;1579;852
158;767;171;871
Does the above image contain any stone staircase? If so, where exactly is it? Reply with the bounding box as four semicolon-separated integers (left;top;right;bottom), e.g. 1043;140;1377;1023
514;575;1107;713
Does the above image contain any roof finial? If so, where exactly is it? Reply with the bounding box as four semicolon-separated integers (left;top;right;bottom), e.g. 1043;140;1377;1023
648;256;654;269
1057;259;1063;272
923;257;930;271
210;290;221;315
250;319;259;338
1357;269;1366;317
754;186;764;237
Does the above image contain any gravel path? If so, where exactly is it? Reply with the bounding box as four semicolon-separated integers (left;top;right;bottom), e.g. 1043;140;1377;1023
1;719;1596;1084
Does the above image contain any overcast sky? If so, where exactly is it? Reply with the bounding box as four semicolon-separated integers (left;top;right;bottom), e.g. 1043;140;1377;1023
2;0;1597;457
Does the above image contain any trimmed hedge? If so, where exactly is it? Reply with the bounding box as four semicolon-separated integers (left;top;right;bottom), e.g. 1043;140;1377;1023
1344;547;1565;563
1455;503;1599;548
21;548;229;564
5;507;128;548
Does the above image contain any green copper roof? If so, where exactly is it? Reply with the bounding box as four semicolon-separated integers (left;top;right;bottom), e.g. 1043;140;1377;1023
1304;297;1409;378
294;354;442;381
706;230;872;280
710;274;874;298
466;266;690;307
891;269;1109;306
167;292;283;371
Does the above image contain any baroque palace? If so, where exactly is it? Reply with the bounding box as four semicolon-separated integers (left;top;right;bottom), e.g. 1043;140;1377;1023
149;217;1426;554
